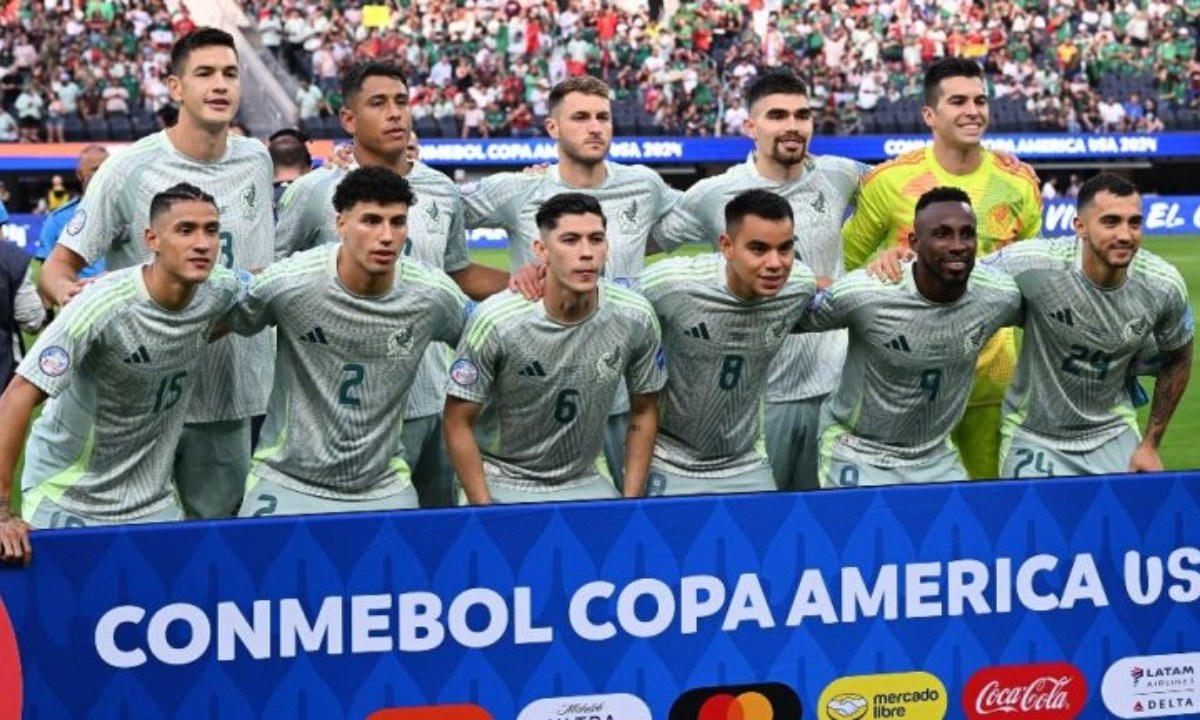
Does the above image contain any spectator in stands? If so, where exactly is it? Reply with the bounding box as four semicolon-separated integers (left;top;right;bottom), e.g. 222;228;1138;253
295;77;327;122
258;7;283;59
102;82;131;118
14;83;44;143
0;108;18;143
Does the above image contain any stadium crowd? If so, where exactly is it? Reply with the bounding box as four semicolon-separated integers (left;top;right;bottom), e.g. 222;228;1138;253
1;0;1200;143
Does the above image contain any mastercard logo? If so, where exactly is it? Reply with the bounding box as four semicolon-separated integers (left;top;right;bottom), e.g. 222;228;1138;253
669;682;802;720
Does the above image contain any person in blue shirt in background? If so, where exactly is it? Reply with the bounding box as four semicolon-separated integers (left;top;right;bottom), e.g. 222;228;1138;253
35;145;109;278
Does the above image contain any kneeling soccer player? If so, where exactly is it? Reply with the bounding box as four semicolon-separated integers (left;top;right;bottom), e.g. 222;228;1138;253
639;188;817;495
444;193;665;504
228;166;468;517
0;184;242;563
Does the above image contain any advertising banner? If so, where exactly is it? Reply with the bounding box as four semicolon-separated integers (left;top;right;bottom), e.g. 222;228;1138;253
1;133;1198;171
8;196;1200;256
0;473;1198;719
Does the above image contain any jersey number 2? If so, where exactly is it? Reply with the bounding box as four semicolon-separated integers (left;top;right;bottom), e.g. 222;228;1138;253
339;363;365;406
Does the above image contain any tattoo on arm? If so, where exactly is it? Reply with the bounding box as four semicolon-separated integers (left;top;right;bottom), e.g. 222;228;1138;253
1145;341;1192;447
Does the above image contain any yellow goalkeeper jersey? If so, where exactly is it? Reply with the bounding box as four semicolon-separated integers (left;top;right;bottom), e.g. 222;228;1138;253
843;146;1042;269
841;145;1042;406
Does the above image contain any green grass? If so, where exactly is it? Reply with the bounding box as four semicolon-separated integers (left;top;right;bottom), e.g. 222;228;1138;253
470;235;1200;472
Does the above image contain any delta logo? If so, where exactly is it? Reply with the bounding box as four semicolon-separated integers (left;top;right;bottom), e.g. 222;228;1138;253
1101;652;1200;719
962;661;1087;720
819;671;947;720
668;682;802;720
368;703;492;720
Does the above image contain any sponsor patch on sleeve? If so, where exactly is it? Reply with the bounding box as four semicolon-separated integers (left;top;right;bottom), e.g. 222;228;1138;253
450;358;479;386
38;346;71;377
66;209;87;236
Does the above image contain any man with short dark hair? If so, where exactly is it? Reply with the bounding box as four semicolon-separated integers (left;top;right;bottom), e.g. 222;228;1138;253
274;61;508;509
808;187;1022;488
35;145;109;279
463;75;681;491
651;69;865;492
228;166;469;517
842;56;1043;481
640;189;816;496
266;128;312;212
37;28;275;519
989;174;1193;476
445;192;665;505
0;184;244;563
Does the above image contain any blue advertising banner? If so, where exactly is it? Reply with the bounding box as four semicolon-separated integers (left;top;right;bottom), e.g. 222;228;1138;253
1;133;1199;171
0;473;1198;719
6;196;1200;257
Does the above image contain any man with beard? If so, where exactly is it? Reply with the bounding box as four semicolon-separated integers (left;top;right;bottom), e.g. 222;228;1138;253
807;187;1022;488
462;75;680;492
650;69;865;492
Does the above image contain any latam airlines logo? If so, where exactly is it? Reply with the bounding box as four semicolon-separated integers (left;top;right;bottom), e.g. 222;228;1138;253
1102;653;1200;718
963;662;1087;720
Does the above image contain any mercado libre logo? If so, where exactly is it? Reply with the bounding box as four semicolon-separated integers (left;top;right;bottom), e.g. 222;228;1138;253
820;671;948;720
963;661;1088;720
0;594;22;719
668;682;802;720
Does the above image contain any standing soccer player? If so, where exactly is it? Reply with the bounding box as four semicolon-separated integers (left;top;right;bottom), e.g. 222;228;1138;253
445;193;664;504
842;58;1042;481
0;185;243;563
651;70;863;491
229;167;468;516
640;189;816;496
37;29;274;519
462;75;680;491
806;188;1022;488
275;61;506;509
988;175;1192;476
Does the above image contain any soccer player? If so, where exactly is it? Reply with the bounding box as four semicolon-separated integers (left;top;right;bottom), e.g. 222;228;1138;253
35;145;109;280
650;69;863;491
275;61;506;509
0;184;243;563
842;58;1042;481
989;174;1192;477
462;75;680;490
805;187;1022;488
444;193;664;504
37;28;274;520
228;166;468;517
639;189;816;495
266;128;312;212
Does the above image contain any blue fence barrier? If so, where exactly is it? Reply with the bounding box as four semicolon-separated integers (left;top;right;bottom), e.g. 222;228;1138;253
0;473;1197;719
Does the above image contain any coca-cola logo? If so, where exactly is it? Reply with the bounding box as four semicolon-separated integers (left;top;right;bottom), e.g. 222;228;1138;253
964;662;1088;720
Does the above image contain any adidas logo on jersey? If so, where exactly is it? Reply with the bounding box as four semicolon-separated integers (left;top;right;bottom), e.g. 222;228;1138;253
122;346;151;364
1049;308;1075;326
301;327;330;344
686;322;711;340
518;361;547;377
885;335;912;352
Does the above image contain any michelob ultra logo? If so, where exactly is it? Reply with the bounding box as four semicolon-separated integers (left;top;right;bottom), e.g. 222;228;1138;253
669;682;802;720
517;693;651;720
820;671;948;720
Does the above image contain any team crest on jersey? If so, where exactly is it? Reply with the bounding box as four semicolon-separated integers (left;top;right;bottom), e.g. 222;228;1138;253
387;326;416;358
765;319;789;343
38;346;70;377
964;323;989;352
450;358;478;386
597;347;624;379
66;209;87;236
1124;317;1150;342
618;200;639;232
811;190;827;215
241;183;258;220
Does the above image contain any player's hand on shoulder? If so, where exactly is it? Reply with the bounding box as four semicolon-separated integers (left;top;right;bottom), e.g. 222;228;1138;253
57;277;96;307
1127;442;1164;473
509;261;546;300
522;163;551;176
866;247;913;284
0;511;32;567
